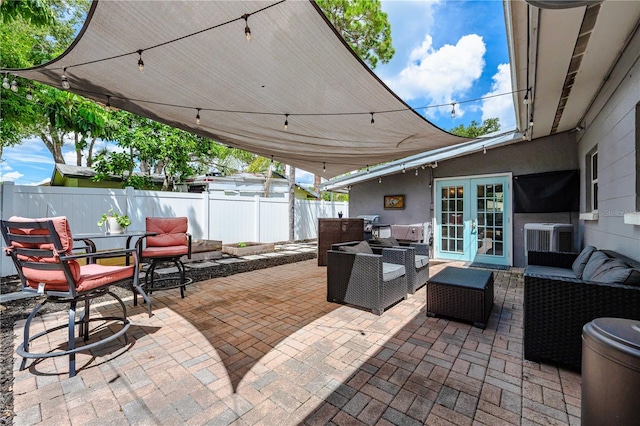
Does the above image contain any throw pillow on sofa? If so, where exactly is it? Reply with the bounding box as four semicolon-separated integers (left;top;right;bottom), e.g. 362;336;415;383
371;237;399;247
572;245;597;278
591;259;640;286
339;241;373;254
582;251;610;281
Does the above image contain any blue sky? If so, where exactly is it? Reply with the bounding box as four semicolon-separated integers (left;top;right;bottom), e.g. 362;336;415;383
1;0;514;187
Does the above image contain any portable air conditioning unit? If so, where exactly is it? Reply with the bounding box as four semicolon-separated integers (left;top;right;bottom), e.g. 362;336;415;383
524;223;574;260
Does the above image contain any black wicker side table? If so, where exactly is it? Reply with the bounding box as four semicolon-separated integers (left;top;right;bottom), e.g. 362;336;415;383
427;266;494;329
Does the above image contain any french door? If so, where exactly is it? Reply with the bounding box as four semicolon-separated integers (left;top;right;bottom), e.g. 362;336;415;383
434;175;511;266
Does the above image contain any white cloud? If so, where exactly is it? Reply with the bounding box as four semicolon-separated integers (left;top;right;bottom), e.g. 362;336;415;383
385;34;486;119
481;63;516;131
2;171;24;181
295;169;314;185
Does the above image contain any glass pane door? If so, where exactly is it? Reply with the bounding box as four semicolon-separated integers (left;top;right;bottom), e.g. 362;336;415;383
471;177;509;266
435;176;510;266
435;179;471;261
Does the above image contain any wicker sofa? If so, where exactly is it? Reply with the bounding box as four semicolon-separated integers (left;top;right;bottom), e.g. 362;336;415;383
524;248;640;371
327;241;408;315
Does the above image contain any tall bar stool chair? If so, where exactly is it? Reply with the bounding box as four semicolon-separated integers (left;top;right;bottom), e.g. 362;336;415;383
1;216;139;377
137;217;192;298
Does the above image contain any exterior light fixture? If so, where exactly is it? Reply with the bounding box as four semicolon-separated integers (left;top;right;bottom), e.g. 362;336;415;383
402;164;406;173
61;68;70;89
2;76;9;90
323;162;326;172
415;168;419;176
10;79;18;92
483;146;487;154
284;114;289;130
137;50;144;72
196;108;201;125
450;102;456;118
243;14;251;42
370;112;375;126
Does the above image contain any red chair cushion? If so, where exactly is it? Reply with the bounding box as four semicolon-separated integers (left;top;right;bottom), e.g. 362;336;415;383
8;216;81;290
142;245;189;258
145;217;188;249
76;264;135;292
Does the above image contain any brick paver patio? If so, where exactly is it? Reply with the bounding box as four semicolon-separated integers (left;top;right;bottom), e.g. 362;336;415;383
10;259;581;425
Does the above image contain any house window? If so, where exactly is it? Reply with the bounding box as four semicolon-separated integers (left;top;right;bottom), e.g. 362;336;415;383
585;147;598;213
590;151;598;212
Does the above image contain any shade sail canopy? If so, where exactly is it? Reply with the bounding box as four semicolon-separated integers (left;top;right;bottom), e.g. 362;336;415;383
4;0;469;178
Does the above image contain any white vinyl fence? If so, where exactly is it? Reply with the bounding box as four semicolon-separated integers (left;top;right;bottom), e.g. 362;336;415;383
0;182;348;277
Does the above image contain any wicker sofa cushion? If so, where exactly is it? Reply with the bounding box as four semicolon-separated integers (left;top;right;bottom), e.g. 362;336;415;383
572;245;596;278
524;265;578;279
382;263;405;281
339;241;373;254
415;255;429;269
582;251;611;281
590;259;640;286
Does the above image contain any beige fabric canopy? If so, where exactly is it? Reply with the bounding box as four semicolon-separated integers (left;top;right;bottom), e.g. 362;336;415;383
7;0;468;178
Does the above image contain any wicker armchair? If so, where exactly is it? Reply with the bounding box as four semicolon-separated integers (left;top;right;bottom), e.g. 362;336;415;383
367;240;429;294
524;250;640;371
327;241;408;315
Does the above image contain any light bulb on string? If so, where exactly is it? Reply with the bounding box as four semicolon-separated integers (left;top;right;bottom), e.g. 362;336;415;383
284;114;289;130
366;165;370;173
137;50;144;72
523;90;529;105
10;79;18;92
402;164;406;174
370;112;375;127
196;108;201;125
61;68;70;90
450;102;456;119
105;95;111;111
243;14;251;42
378;177;382;184
26;88;33;101
483;146;486;154
2;76;9;90
323;162;326;173
415;168;419;176
529;119;534;127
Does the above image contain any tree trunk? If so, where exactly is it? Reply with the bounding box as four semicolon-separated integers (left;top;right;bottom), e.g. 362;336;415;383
314;174;321;193
263;160;273;197
86;137;97;167
39;129;66;164
288;165;295;242
75;133;83;166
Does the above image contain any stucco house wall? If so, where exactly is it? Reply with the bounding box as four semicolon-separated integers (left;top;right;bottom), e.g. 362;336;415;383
349;132;578;267
576;28;640;260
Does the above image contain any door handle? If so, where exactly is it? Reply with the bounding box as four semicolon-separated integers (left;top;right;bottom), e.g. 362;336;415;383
471;219;477;233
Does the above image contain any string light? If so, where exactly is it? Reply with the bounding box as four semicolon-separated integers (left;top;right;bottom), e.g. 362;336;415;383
366;165;370;173
196;108;201;124
378;177;382;183
284;114;289;130
242;14;251;42
1;76;9;90
483;145;486;154
61;68;70;89
529;118;534;127
105;95;111;111
323;162;326;172
523;88;529;105
415;168;419;176
370;112;375;126
10;79;17;92
450;102;456;118
402;164;406;173
137;50;144;72
26;88;33;101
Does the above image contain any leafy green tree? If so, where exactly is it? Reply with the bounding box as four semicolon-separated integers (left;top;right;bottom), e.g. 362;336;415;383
0;0;92;161
0;0;54;26
449;118;501;138
316;0;394;69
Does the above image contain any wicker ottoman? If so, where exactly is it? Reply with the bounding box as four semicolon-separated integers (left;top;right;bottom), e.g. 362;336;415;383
427;266;494;329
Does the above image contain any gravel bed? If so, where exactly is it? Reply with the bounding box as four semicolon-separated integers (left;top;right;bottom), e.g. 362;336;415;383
0;250;316;425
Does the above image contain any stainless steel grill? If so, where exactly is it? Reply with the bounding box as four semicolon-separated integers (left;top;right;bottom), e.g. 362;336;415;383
357;214;380;239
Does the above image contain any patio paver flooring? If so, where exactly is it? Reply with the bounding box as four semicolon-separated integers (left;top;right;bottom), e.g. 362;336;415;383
10;257;581;425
